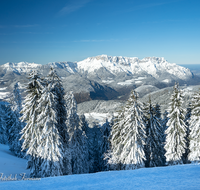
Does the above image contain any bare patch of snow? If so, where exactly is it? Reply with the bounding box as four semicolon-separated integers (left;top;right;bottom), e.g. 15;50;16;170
84;112;112;125
0;87;7;91
162;79;171;83
102;80;114;84
117;79;135;85
0;92;9;99
135;81;142;84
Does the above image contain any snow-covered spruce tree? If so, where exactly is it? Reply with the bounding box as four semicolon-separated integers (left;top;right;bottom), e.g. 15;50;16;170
46;68;71;175
183;104;191;164
144;96;165;167
0;103;7;144
154;103;162;119
106;109;125;170
188;90;200;163
65;91;89;174
8;82;25;157
161;110;169;163
108;90;146;170
86;122;102;173
79;114;100;173
4;104;15;143
35;80;64;177
99;118;113;171
79;114;89;133
164;83;187;165
161;110;169;142
78;114;90;171
20;71;45;177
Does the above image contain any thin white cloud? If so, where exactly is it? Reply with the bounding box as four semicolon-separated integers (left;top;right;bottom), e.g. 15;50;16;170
58;0;91;16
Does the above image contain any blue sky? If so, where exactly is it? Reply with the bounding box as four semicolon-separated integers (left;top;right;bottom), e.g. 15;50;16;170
0;0;199;65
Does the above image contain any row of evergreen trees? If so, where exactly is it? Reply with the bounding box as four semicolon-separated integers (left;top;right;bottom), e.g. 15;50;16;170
0;70;200;178
107;83;200;170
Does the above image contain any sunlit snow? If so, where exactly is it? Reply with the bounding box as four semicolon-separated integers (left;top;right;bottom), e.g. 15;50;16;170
0;143;199;190
0;92;9;99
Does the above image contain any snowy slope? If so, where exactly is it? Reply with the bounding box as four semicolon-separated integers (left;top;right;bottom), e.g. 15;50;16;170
0;143;200;189
47;62;78;74
1;155;200;190
0;144;29;177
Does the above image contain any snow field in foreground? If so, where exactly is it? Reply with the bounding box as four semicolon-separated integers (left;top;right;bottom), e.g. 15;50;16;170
1;144;200;190
0;144;30;177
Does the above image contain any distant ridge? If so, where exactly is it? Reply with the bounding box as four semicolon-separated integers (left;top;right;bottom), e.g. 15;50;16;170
0;55;198;103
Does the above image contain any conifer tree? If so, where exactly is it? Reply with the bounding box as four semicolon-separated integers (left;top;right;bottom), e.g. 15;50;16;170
99;118;113;171
0;103;7;144
86;122;102;173
65;91;89;174
162;110;169;142
164;83;187;165
161;110;169;164
106;109;125;170
108;90;146;170
4;104;15;143
154;103;162;120
183;104;191;163
20;71;44;177
36;80;64;177
46;68;71;175
8;82;25;157
79;114;99;173
144;97;165;167
79;114;90;172
188;90;200;163
79;114;89;133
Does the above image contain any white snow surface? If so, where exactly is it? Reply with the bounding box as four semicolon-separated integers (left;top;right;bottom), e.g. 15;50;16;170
84;112;112;125
47;62;77;74
0;87;7;91
162;79;171;83
117;79;135;85
0;92;10;99
117;77;146;86
0;144;29;177
101;80;114;84
1;144;200;189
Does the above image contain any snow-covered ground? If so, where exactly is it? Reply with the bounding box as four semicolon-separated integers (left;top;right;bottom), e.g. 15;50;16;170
0;92;9;99
0;87;7;91
1;143;200;190
84;112;113;125
0;144;29;177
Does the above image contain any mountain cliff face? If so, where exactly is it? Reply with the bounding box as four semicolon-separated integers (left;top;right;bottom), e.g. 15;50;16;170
0;55;197;102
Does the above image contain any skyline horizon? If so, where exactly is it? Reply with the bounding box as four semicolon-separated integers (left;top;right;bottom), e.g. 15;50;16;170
1;54;200;67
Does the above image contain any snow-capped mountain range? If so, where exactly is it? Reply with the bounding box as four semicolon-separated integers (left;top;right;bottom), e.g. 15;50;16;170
2;55;192;79
0;55;198;102
77;55;192;80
